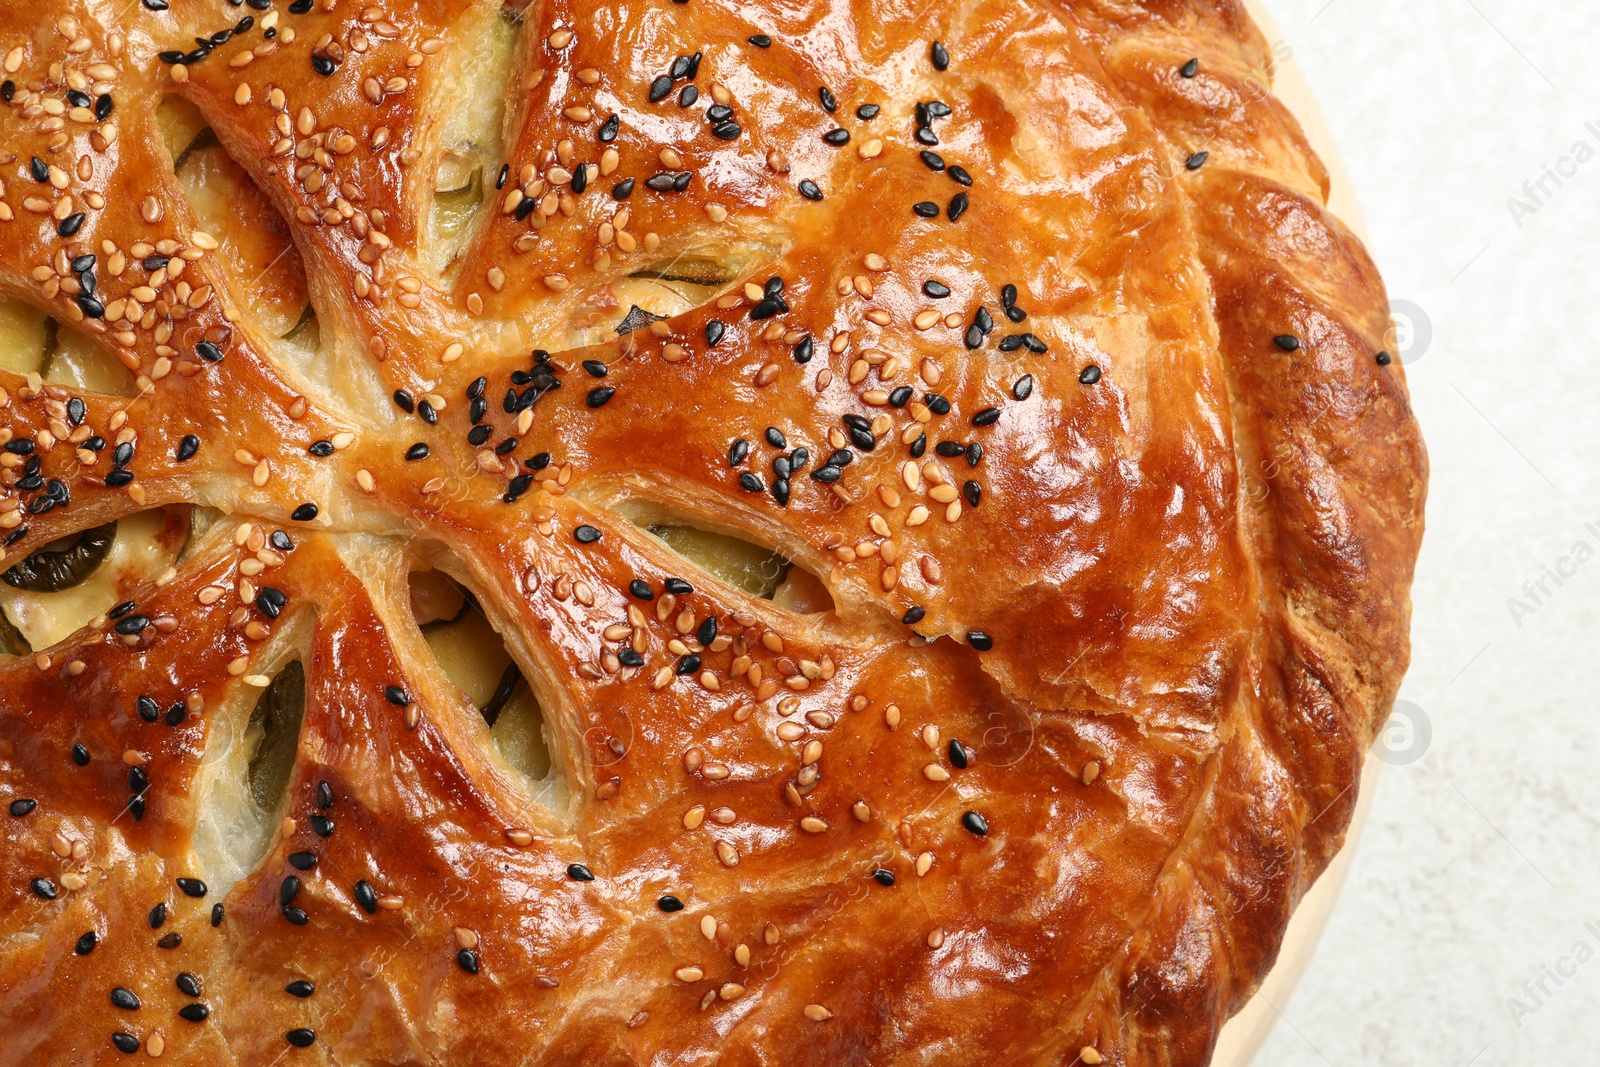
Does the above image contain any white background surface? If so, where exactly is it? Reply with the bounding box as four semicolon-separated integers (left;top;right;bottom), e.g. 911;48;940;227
1255;3;1600;1065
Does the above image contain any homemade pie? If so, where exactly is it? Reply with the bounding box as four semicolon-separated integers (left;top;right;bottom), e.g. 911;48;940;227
0;0;1426;1063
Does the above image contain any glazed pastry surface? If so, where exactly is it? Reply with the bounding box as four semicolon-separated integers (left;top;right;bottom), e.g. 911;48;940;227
0;0;1425;1063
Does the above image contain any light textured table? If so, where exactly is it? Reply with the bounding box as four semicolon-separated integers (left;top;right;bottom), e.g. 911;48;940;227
1247;4;1600;1066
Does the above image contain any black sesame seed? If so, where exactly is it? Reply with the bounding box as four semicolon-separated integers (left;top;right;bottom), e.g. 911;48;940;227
129;766;149;793
281;906;308;926
281;875;301;904
949;739;969;768
949;192;969;221
310;815;333;837
29;157;47;182
913;201;940;218
648;75;673;102
129;796;145;820
962;811;989;836
405;443;430;461
936;441;965;458
110;988;140;1010
72;744;90;766
467;425;491;447
925;394;952;416
496;163;509;189
658;895;684;912
1012;375;1033;401
888;386;912;407
823;127;850;146
645;172;677;191
764;427;787;448
1274;334;1300;352
798;179;823;201
712;120;743;140
947;165;973;186
629;579;655;601
705;320;726;346
114;614;150;636
902;606;925;625
619;649;645;667
856;103;880;120
706;104;733;123
9;798;35;817
931;40;949;70
195;340;224;362
177;877;207;898
748;34;771;47
738;472;765;493
417;399;438;423
810;465;841;483
1376;350;1393;365
527;452;552;470
919;150;945;172
586;386;616;408
1005;305;1027;323
112;1033;140;1054
455;948;480;974
316;780;334;808
1180;57;1200;78
966;442;984;467
678;84;698;107
178;1003;210;1022
582;359;608;378
77;294;105;319
574;525;602;544
664;578;694;595
393;389;415;413
288;851;316;871
962;480;981;507
967;631;994;651
793;335;814;363
997;334;1023;353
922;280;950;298
872;869;896;886
176;973;201;997
567;863;595;882
1020;333;1047;354
1079;365;1102;385
1185;151;1208;170
290;503;318;522
311;53;336;75
354;880;377;914
287;980;315;998
789;447;809;471
174;435;200;462
31;877;57;900
750;296;787;320
972;408;1000;427
211;903;224;926
598;114;620;141
76;931;97;955
696;616;718;646
613;177;635;199
385;685;409;706
57;213;85;238
0;81;12;103
818;86;837;113
286;1029;316;1048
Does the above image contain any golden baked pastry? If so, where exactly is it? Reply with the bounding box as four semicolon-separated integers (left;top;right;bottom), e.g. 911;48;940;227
0;0;1426;1062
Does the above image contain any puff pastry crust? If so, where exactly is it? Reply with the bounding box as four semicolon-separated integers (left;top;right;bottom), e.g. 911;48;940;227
0;0;1425;1063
